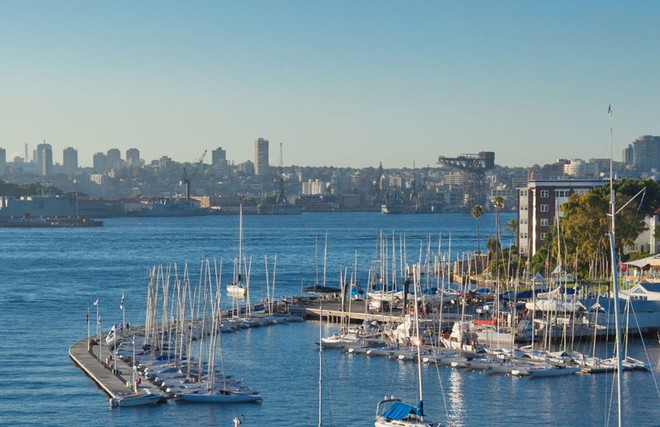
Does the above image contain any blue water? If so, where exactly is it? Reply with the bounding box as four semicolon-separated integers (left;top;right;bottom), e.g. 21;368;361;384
1;212;659;426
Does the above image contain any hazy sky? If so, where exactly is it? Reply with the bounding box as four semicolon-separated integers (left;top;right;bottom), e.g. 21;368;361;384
1;1;659;168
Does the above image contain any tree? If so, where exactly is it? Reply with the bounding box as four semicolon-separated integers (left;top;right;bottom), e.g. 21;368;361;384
486;236;501;255
493;196;504;250
471;204;483;254
559;179;654;276
504;218;518;246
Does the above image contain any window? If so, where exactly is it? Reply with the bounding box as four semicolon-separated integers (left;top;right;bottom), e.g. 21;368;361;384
540;204;549;212
540;190;549;198
521;204;528;211
540;218;549;226
555;190;569;198
520;190;528;197
520;232;528;239
540;232;547;240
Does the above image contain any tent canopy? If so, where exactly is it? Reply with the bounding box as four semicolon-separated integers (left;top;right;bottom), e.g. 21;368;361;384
624;254;660;269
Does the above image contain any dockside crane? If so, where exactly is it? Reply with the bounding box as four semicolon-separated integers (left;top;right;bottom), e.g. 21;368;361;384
437;151;495;209
182;150;207;200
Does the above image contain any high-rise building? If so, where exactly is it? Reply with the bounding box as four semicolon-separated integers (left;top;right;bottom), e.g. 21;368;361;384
36;142;53;176
254;138;269;176
622;144;634;165
212;147;227;166
93;152;107;173
631;135;660;173
126;148;140;168
212;147;228;175
0;147;6;171
63;147;78;174
107;148;122;171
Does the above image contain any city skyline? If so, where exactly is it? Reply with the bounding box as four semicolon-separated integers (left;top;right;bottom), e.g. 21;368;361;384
2;1;660;168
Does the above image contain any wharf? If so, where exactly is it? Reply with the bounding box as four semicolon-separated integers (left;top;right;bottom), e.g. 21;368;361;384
296;299;464;330
69;333;164;402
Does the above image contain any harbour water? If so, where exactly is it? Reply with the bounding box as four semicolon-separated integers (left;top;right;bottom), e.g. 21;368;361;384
1;212;659;426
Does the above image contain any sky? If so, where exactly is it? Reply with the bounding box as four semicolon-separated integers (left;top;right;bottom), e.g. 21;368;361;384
1;1;659;169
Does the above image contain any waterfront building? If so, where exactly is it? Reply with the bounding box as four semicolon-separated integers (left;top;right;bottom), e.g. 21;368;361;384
126;148;140;168
630;211;660;254
302;179;328;196
331;169;353;194
63;147;78;174
92;152;107;173
517;179;607;258
254;138;269;176
0;195;75;217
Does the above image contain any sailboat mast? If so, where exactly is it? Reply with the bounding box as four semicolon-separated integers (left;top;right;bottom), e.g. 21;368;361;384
239;204;243;282
607;105;623;427
318;307;323;427
413;264;424;417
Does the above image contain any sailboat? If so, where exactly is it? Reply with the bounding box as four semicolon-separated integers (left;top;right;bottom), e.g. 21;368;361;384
227;205;247;297
374;264;442;427
110;336;163;407
178;260;261;403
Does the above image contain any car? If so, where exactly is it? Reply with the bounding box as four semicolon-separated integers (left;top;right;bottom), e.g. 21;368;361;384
476;304;492;315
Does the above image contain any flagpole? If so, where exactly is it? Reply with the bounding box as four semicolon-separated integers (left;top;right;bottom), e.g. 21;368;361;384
121;292;126;337
113;324;117;374
87;306;90;351
97;300;102;363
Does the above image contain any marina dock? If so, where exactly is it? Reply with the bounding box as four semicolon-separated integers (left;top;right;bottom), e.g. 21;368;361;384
69;335;164;403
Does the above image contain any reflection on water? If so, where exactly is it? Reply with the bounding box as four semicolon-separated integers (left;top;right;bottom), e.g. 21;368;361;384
448;367;465;426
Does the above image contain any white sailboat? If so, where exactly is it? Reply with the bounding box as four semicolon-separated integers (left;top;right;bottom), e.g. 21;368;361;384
227;205;247;297
374;264;442;427
110;336;163;407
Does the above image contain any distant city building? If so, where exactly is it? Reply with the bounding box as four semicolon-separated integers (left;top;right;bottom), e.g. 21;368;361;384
443;172;464;186
331;170;353;194
126;148;140;168
622;144;634;165
254;138;269;176
630;135;660;174
517;179;607;258
92;152;107;173
63;147;78;174
212;147;227;165
211;147;228;174
107;148;122;171
158;156;173;169
302;179;328;195
562;159;584;177
0;147;6;171
36;142;53;176
235;160;255;176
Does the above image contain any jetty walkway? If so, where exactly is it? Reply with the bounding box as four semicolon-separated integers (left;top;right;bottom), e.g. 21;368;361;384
69;333;164;403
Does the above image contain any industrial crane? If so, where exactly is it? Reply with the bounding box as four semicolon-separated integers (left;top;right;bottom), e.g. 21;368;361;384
182;150;207;200
437;151;495;208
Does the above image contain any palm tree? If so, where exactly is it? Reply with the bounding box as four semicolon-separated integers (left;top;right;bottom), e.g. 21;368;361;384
504;216;517;244
493;196;504;250
471;204;483;254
